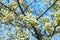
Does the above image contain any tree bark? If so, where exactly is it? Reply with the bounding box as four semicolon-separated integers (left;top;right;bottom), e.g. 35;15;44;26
32;26;42;40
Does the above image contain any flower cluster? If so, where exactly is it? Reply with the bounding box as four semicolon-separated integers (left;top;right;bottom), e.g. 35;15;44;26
23;12;38;26
9;1;17;10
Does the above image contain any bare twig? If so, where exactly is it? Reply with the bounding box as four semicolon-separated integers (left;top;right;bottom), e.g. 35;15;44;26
24;0;35;12
16;0;25;15
0;13;5;17
32;26;42;40
37;0;58;20
0;0;59;40
0;2;18;15
52;25;57;36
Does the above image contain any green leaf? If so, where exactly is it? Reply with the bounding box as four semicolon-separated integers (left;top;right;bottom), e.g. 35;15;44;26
57;28;60;32
57;21;60;26
24;38;29;40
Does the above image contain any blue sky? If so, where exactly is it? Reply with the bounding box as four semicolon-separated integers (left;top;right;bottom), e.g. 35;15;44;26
0;0;60;40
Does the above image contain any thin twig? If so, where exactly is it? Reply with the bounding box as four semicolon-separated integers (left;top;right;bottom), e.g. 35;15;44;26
0;2;18;15
24;0;35;12
16;0;25;16
37;0;58;20
0;13;5;17
50;25;58;37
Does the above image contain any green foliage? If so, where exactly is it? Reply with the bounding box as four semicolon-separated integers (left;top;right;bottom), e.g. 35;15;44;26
9;1;17;10
0;0;60;40
57;28;60;32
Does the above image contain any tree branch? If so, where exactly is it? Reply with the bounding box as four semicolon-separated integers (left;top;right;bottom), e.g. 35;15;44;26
33;0;58;40
37;0;58;20
0;13;5;17
46;25;58;37
24;0;35;12
52;25;57;36
0;2;18;15
16;0;25;16
32;26;42;40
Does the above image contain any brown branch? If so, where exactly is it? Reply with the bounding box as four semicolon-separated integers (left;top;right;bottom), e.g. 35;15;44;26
41;30;60;37
37;0;58;20
43;25;58;37
53;31;60;34
32;26;42;40
16;0;25;16
48;25;58;37
0;13;5;17
52;25;57;36
0;2;18;15
24;0;35;12
17;0;35;15
0;13;15;26
0;0;58;40
48;31;60;37
33;0;58;40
